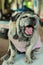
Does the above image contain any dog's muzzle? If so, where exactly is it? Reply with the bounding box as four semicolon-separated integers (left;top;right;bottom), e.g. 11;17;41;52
20;25;34;37
24;25;34;36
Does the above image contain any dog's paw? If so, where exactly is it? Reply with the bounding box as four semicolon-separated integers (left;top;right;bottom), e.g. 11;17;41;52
25;57;33;64
7;60;14;64
0;57;5;61
1;56;6;61
1;56;7;61
32;56;36;60
6;58;14;64
0;54;10;61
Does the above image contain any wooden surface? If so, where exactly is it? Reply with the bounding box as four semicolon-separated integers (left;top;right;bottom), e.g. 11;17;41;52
0;38;9;65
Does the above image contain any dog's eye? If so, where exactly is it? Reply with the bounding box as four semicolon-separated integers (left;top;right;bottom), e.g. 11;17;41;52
20;16;28;20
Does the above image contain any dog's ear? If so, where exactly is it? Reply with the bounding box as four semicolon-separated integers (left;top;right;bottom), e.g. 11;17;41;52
34;15;40;24
33;15;40;30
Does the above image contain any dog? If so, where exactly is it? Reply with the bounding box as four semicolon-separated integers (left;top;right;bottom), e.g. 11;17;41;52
0;0;40;64
1;10;40;64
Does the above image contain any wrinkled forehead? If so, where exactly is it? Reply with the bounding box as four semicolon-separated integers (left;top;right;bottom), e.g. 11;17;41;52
19;14;37;26
20;17;30;26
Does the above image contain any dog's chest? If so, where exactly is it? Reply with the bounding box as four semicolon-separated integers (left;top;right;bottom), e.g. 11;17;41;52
13;39;29;52
10;36;41;52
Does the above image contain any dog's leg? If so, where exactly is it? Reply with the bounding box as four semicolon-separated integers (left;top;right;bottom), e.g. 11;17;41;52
31;50;36;60
25;44;33;63
6;41;16;64
25;31;38;63
0;39;13;61
0;40;11;61
0;49;11;61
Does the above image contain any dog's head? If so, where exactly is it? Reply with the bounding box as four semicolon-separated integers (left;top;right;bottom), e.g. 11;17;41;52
17;13;39;41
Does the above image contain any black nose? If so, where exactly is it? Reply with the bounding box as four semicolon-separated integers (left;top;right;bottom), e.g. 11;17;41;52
30;17;36;26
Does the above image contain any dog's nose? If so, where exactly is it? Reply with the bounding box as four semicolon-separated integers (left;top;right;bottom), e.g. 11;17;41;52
30;17;36;26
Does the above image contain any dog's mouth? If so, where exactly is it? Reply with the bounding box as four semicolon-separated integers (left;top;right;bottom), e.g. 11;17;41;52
24;25;34;36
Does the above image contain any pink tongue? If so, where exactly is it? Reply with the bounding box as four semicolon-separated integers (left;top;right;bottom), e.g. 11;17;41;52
25;27;33;35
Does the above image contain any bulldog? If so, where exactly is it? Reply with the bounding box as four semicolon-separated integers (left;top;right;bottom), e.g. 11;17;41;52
1;11;41;64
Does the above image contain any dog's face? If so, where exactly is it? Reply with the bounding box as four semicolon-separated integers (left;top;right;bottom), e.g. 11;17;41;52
18;14;39;41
